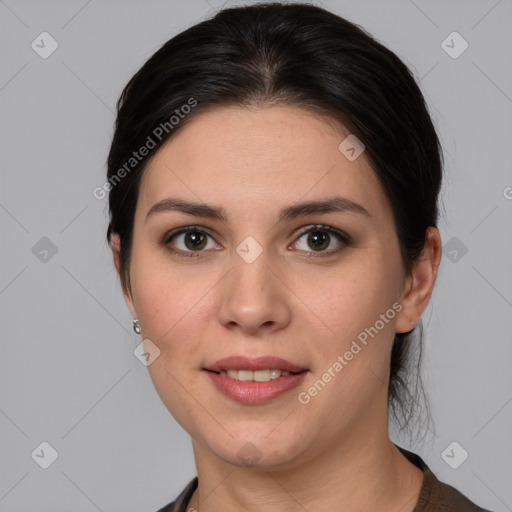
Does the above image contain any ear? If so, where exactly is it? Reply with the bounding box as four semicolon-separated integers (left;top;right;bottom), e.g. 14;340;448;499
395;227;442;333
111;234;137;319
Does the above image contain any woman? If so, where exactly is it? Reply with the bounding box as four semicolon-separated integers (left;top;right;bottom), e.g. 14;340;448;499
106;3;493;511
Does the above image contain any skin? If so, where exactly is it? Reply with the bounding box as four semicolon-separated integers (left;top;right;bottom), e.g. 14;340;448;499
112;105;442;512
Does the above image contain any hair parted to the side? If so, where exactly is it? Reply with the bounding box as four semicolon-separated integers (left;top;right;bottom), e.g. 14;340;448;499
106;2;444;436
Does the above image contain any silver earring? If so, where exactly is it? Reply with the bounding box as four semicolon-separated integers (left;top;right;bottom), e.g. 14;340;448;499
133;318;141;334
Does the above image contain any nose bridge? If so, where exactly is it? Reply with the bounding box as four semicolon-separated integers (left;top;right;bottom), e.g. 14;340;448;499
231;239;274;305
217;236;290;333
235;234;269;279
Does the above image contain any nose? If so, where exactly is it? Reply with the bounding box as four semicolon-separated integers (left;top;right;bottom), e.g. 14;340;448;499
217;249;292;335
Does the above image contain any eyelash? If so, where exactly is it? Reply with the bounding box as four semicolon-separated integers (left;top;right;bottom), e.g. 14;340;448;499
162;224;351;259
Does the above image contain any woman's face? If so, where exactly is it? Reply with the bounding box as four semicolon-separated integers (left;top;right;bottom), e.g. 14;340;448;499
117;105;422;469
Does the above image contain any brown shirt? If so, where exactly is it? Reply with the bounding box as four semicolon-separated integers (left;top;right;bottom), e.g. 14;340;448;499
156;448;493;512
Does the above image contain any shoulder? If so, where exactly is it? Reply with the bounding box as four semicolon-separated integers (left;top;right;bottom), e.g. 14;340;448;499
155;476;198;512
397;446;493;512
424;475;493;512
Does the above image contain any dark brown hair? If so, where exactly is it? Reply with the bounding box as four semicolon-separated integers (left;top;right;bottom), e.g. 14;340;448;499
106;2;443;431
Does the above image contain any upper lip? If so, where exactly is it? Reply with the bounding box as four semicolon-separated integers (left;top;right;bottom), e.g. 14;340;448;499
204;356;307;373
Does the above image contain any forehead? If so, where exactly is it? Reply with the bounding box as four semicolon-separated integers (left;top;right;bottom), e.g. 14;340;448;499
137;105;389;221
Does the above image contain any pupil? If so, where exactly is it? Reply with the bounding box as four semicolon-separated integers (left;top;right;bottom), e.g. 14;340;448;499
185;231;206;250
308;231;329;251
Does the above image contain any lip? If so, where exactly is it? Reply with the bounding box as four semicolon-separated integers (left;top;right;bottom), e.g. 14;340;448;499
203;355;309;405
205;370;308;405
205;355;307;373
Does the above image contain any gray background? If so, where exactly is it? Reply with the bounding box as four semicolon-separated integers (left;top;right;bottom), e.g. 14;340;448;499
1;0;511;510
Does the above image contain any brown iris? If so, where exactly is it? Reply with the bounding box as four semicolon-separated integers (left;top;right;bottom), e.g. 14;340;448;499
307;230;330;251
184;231;207;251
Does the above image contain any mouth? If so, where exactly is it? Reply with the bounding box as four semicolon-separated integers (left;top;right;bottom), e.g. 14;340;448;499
204;355;308;379
203;355;309;404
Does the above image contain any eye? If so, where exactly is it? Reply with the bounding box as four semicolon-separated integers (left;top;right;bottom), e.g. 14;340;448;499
163;224;351;258
163;226;220;257
292;224;350;256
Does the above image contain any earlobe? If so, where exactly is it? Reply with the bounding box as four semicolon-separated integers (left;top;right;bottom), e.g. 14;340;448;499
110;234;137;319
395;227;442;333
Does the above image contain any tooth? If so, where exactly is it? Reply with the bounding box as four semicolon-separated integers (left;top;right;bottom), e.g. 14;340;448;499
253;369;271;382
237;370;254;381
219;369;294;381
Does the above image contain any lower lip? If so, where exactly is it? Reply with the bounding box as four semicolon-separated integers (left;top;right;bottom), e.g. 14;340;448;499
205;370;308;405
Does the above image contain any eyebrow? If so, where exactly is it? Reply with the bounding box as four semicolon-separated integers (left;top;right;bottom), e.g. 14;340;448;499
145;196;371;223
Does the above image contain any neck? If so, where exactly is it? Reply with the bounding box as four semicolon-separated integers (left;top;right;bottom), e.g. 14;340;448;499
188;420;423;512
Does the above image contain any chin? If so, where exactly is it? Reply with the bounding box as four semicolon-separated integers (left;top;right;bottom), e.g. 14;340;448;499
205;434;306;470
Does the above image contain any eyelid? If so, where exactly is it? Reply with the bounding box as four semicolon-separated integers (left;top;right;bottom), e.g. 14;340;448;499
163;225;214;243
293;224;351;244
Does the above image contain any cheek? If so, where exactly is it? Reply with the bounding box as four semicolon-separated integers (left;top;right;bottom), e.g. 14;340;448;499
297;309;395;436
145;359;207;442
298;260;399;404
129;245;213;346
131;259;211;429
308;258;400;339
